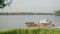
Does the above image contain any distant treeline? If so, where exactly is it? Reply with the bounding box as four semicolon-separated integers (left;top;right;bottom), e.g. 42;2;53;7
0;10;60;15
0;12;54;15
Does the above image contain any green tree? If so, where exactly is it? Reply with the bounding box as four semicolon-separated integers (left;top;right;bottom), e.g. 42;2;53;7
54;10;60;16
0;0;12;8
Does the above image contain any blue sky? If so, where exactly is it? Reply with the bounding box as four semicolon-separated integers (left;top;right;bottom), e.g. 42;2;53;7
0;0;60;12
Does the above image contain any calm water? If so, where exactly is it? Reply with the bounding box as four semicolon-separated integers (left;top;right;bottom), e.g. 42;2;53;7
0;15;60;30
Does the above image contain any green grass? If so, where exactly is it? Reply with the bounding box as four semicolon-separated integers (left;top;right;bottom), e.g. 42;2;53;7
0;28;60;34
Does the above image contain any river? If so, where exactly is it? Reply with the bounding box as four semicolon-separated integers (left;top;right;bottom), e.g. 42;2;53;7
0;15;60;30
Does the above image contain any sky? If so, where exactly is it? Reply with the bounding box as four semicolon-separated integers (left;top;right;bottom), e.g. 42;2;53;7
0;0;60;12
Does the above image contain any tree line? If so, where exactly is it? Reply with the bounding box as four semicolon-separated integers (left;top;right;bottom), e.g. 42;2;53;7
0;10;60;15
0;12;53;15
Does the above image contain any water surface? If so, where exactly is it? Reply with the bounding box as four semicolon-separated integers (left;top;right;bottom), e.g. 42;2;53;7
0;15;60;30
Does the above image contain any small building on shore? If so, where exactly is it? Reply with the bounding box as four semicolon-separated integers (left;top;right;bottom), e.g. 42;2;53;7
25;19;54;28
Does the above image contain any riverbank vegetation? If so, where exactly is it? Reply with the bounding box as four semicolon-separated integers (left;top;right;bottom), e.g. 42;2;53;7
0;10;60;16
0;28;60;34
0;12;53;15
54;10;60;16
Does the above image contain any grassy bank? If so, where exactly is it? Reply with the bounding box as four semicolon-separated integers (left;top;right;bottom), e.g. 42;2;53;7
0;28;60;34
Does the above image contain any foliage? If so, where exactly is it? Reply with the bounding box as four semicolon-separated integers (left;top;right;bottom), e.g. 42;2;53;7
0;28;60;34
54;10;60;16
0;0;12;8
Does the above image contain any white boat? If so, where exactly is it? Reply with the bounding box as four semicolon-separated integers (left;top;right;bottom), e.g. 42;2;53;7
25;19;54;28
